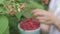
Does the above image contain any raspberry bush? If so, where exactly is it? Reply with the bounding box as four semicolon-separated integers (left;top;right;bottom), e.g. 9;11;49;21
0;0;49;34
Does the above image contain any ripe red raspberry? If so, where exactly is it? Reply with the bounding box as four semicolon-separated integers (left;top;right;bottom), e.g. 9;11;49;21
20;18;40;30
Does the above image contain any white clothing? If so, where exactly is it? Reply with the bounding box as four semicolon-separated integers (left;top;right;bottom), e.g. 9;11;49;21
49;0;60;34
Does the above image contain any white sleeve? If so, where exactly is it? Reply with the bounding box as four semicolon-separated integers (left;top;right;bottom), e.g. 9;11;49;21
49;0;56;9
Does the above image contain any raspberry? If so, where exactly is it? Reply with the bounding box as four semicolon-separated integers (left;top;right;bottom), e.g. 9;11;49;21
20;18;40;30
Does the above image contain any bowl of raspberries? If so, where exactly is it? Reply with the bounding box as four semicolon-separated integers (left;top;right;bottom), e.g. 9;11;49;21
18;18;40;34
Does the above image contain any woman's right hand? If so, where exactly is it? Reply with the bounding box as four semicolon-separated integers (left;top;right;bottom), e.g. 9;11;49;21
31;9;51;33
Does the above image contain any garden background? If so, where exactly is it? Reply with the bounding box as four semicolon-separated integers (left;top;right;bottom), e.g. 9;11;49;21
0;0;50;34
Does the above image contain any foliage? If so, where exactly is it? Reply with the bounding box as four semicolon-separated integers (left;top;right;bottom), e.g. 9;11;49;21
0;15;9;34
0;0;49;34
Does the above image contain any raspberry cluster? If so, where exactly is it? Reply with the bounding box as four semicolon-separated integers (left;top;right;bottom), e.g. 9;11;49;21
20;18;40;30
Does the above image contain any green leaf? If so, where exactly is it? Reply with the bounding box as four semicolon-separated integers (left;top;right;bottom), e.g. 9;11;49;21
23;9;32;18
2;8;9;14
15;0;28;3
0;8;9;14
3;0;11;5
0;0;4;3
29;0;44;9
15;11;24;21
3;27;9;34
0;15;9;34
0;4;9;14
8;16;19;34
0;4;4;12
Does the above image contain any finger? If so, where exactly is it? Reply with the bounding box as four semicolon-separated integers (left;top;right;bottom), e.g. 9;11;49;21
32;9;40;14
33;11;48;17
32;9;48;17
36;17;49;20
37;18;46;23
33;12;43;16
36;17;47;23
45;20;53;25
39;20;46;23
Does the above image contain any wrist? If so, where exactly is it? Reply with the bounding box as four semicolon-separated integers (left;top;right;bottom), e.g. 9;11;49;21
53;17;60;25
50;16;56;25
53;17;60;30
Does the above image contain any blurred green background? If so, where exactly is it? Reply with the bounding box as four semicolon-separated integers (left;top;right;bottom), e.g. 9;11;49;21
0;0;49;34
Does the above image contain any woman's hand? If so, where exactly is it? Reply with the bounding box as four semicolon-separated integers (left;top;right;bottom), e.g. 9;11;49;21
32;9;55;25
